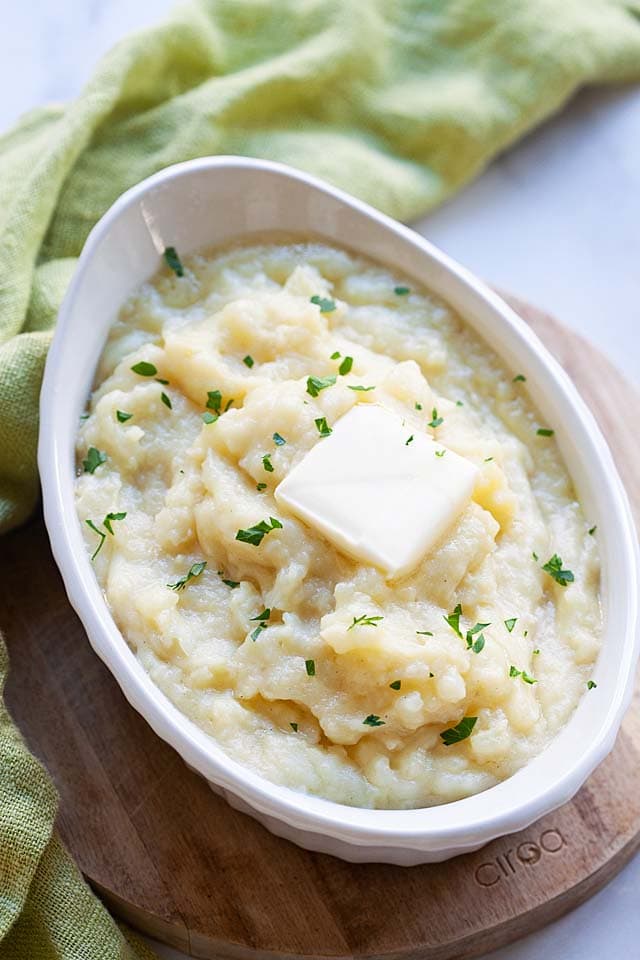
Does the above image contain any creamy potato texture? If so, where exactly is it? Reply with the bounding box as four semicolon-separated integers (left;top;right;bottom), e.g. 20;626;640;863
75;241;601;809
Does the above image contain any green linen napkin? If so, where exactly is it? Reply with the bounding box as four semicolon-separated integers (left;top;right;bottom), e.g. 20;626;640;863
2;1;640;956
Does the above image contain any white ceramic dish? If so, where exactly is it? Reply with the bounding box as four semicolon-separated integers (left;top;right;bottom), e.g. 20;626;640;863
38;157;639;865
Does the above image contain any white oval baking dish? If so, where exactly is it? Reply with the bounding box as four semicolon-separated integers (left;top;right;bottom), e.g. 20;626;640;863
38;157;639;864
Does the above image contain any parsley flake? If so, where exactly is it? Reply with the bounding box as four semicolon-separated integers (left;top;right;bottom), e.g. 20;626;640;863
131;361;157;377
155;378;169;385
85;520;106;560
273;432;286;446
168;561;206;591
164;246;184;277
509;666;538;684
235;517;283;546
363;714;385;727
456;400;464;407
542;554;574;587
587;680;598;690
537;428;554;437
116;410;133;423
394;286;410;296
243;355;254;368
416;630;433;636
440;716;477;746
306;375;336;397
435;449;446;457
338;356;353;375
202;412;217;424
310;295;336;313
330;351;341;360
256;482;267;492
305;659;316;676
103;511;127;535
315;417;332;437
290;722;299;732
348;385;375;392
513;374;526;383
250;608;271;622
262;454;274;473
588;525;597;536
504;618;517;633
428;408;444;429
206;390;222;413
443;603;463;638
250;624;265;642
161;391;172;410
222;578;240;589
82;447;107;474
348;614;384;630
389;680;401;690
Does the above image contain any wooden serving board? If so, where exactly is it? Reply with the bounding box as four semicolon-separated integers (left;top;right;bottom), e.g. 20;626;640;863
2;297;639;960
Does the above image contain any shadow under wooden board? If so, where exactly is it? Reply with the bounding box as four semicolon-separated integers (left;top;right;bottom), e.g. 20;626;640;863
2;297;639;960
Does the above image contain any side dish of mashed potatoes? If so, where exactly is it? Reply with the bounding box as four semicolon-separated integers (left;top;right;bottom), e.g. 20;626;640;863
75;240;601;809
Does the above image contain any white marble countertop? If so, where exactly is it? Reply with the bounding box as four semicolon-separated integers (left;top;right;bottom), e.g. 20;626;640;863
6;3;640;959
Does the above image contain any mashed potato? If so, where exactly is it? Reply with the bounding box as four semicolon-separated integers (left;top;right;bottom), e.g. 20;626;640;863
75;240;601;809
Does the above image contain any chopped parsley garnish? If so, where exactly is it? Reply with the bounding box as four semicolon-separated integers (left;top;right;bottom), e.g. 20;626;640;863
224;398;234;412
389;680;401;690
155;378;169;385
363;714;385;727
588;525;597;536
484;456;494;462
440;716;477;746
262;454;274;472
348;385;375;392
235;517;283;546
273;432;286;446
415;402;423;410
79;413;89;421
305;659;316;676
202;412;217;424
82;447;107;474
256;482;267;492
416;630;433;636
456;400;464;407
532;551;539;561
465;621;490;653
587;680;598;690
131;361;157;377
470;634;485;654
513;374;526;383
161;391;172;410
338;356;353;375
504;618;517;633
85;512;124;560
250;608;271;622
428;408;443;429
310;295;336;313
394;286;410;296
167;560;206;591
250;624;265;642
533;648;540;655
536;428;554;437
290;722;299;732
330;351;341;360
103;511;127;535
116;410;133;423
164;246;184;277
435;449;446;457
315;417;332;437
222;578;240;589
348;614;384;630
542;554;574;587
85;520;106;560
243;355;254;368
443;603;463;638
405;435;414;446
206;390;222;413
509;666;538;684
306;375;336;397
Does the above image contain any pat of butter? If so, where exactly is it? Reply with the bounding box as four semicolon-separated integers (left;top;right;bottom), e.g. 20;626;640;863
275;404;478;578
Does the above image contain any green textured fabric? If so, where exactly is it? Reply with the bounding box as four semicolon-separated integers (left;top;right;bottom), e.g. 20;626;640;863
1;1;640;955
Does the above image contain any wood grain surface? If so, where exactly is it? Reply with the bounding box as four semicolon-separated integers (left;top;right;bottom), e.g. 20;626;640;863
1;297;638;960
